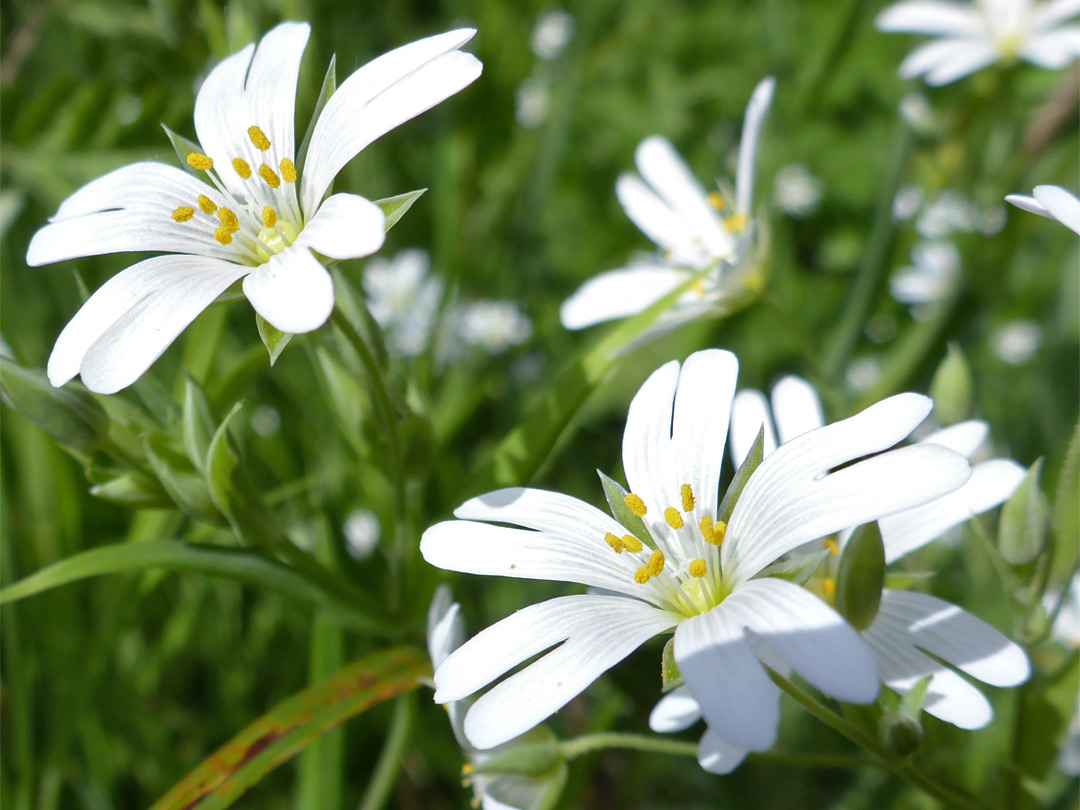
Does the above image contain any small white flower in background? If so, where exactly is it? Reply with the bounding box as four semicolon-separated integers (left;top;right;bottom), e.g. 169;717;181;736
422;349;972;761
457;300;533;354
899;92;939;134
531;10;575;61
363;249;444;358
559;78;775;333
250;405;282;437
991;320;1042;365
916;190;979;237
894;185;926;221
27;24;481;394
890;240;962;312
1047;575;1080;775
515;79;551;128
344;509;380;560
772;163;823;218
846;356;883;393
1006;184;1080;235
428;587;568;810
876;0;1080;86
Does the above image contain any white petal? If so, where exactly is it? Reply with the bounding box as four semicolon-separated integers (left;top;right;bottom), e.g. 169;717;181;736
615;173;701;258
294;193;385;260
876;1;985;36
1034;185;1080;236
242;245;334;334
193;22;310;201
697;729;750;775
880;459;1026;562
648;686;702;733
674;607;780;751
723;394;970;582
454;487;629;545
301;30;481;214
918;420;988;458
875;590;1031;687
897;39;972;79
729;389;778;469
1033;0;1080;31
1021;29;1080;69
770;375;824;445
441;595;675;749
26;163;238;265
924;41;999;85
559;265;689;330
736;77;775;216
427;584;465;668
1005;193;1051;218
48;255;248;393
635;137;732;257
724;578;879;703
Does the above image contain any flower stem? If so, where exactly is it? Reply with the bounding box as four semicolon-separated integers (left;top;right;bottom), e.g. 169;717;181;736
770;673;982;810
357;693;415;810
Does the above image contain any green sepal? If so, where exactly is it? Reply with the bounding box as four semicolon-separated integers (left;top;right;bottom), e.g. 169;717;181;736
256;314;293;366
758;549;830;586
898;675;932;720
144;434;222;523
597;470;655;549
835;523;886;631
296;54;336;175
161;123;206;179
718;427;765;523
928;343;973;425
660;636;684;693
999;458;1048;566
374;189;426;232
90;472;172;508
469;726;563;777
0;357;110;454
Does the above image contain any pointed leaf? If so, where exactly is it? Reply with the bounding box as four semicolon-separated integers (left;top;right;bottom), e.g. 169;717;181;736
144;434;221;523
256;313;293;366
182;373;217;474
758;549;830;585
1000;459;1049;566
162;123;207;179
661;636;684;693
374;189;426;232
718;427;765;523
598;469;655;549
0;357;109;453
90;472;172;508
1053;421;1079;576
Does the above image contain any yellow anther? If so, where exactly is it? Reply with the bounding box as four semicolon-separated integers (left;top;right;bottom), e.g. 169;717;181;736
707;191;726;211
262;206;277;228
197;194;218;215
258;163;281;189
280;158;297;183
634;567;651;585
213;226;233;246
217;207;239;233
822;578;836;598
187;152;214;171
688;559;707;578
171;206;195;223
248;125;271;151
824;538;840;556
646;550;665;578
461;763;475;775
681;484;695;512
701;517;727;546
692;280;707;298
723;213;748;233
621;534;643;554
664;507;684;530
604;532;625;554
624;493;647;517
232;158;253;179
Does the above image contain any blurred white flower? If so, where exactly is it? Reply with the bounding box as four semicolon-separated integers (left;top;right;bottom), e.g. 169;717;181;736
894;185;926;221
877;0;1080;86
363;249;444;357
773;163;823;217
344;509;380;560
979;205;1007;234
1006;184;1080;235
890;240;962;310
515;79;551;128
899;92;938;133
250;405;282;437
560;78;775;333
847;356;883;392
991;320;1041;365
27;24;481;394
1047;575;1080;775
457;300;533;354
531;10;575;61
917;190;979;237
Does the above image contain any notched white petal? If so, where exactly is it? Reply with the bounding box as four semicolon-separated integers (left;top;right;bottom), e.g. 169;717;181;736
242;245;334;334
294;192;385;260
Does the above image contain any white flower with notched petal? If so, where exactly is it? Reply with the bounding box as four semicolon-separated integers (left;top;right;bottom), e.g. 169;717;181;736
422;350;972;755
27;23;481;394
877;0;1080;86
559;79;774;333
1006;185;1080;235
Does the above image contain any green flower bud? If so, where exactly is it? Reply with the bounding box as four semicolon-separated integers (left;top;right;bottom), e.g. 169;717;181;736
999;458;1048;566
836;523;886;631
929;344;973;425
879;712;923;757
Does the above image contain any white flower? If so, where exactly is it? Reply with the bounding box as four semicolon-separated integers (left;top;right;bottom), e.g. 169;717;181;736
344;509;380;560
457;300;533;354
991;320;1042;365
725;378;1030;730
772;163;823;218
1006;184;1080;235
1047;575;1080;774
363;249;443;357
894;185;926;221
428;587;568;810
422;350;972;755
876;0;1080;86
559;78;775;332
916;190;980;237
846;356;883;393
890;240;962;309
515;79;551;128
531;11;575;61
27;24;481;393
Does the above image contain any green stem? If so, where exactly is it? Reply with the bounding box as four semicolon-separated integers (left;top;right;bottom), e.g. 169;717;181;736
357;693;416;810
771;674;981;810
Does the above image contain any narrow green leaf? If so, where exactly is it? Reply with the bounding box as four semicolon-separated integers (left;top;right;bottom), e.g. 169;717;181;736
296;54;336;175
1000;459;1049;566
898;675;932;720
374;188;427;232
143;434;222;523
255;313;292;366
182;373;217;474
1053;421;1079;575
90;472;172;508
150;648;428;810
928;343;973;425
758;549;830;585
835;523;886;631
161;123;206;178
296;615;346;810
660;637;683;693
0;357;109;453
597;470;655;549
718;427;765;524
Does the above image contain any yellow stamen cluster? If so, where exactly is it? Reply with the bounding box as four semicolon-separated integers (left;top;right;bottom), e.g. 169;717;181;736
681;484;695;512
258;163;281;189
624;493;647;517
248;125;271;151
605;532;645;555
634;550;666;585
688;559;707;578
664;507;684;530
280;158;297;183
723;213;748;233
822;578;836;598
708;191;726;211
824;538;840;556
197;194;218;215
186;152;214;171
262;206;277;228
171;206;195;223
605;532;625;554
700;516;726;546
233;157;253;179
